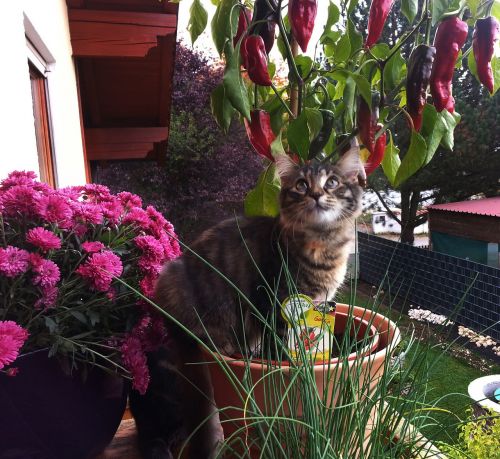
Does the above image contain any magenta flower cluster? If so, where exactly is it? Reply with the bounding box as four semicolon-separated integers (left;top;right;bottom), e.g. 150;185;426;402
0;171;181;391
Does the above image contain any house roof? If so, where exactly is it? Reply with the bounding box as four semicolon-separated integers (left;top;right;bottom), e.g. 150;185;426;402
428;197;500;217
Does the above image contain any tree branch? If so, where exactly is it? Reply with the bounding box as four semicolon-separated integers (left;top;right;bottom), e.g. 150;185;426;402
372;189;402;225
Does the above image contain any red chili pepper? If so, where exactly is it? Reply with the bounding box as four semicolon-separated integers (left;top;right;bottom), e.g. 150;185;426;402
252;0;276;54
364;125;386;176
234;7;252;67
244;110;276;161
288;0;317;53
242;35;272;86
406;45;436;131
473;17;500;94
430;17;468;113
365;0;394;48
357;94;379;154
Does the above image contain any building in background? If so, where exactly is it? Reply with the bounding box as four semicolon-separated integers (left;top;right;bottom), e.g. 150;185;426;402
428;197;500;267
0;0;178;187
371;210;429;235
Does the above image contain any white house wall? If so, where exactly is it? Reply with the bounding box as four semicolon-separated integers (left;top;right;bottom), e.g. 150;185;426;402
0;1;86;188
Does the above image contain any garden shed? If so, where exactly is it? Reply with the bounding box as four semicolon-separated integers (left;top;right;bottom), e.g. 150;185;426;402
427;197;500;267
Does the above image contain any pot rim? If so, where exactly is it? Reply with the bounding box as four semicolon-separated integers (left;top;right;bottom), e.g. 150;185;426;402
205;304;400;371
468;374;500;414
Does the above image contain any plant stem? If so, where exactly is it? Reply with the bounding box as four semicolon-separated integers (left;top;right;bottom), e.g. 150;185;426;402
271;83;295;118
383;14;429;65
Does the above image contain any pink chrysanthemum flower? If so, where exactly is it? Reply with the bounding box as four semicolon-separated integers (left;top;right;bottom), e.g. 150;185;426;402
0;171;37;191
82;184;111;203
0;185;40;217
117;191;142;209
30;256;60;288
101;198;123;224
138;258;162;277
37;194;73;226
26;227;61;252
76;251;123;292
34;285;58;310
139;275;157;298
120;335;149;394
72;202;104;225
56;186;81;201
122;207;150;228
134;235;164;262
0;321;29;370
0;246;30;278
81;241;104;254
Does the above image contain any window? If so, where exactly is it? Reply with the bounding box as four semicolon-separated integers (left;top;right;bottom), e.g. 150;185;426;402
28;53;56;187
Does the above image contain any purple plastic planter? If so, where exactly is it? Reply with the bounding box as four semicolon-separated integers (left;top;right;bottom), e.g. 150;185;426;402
0;349;128;459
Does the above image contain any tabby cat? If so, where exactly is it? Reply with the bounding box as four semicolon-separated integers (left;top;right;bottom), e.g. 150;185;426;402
130;147;364;459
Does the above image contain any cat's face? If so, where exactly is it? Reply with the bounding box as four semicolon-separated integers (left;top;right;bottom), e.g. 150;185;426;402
277;149;363;228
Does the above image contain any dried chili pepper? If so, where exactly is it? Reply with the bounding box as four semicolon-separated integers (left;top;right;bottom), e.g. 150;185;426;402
252;0;277;54
288;0;318;53
430;17;468;113
357;93;380;154
364;125;386;175
308;109;334;159
406;44;436;131
244;110;276;161
473;16;500;94
365;0;394;49
242;35;272;86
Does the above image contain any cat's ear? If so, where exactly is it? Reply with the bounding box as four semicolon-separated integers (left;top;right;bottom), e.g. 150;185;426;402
275;154;299;180
336;139;366;187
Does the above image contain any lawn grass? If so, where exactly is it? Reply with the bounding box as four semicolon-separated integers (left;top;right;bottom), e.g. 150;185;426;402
336;286;500;443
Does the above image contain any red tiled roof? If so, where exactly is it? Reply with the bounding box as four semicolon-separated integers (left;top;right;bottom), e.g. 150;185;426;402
428;197;500;217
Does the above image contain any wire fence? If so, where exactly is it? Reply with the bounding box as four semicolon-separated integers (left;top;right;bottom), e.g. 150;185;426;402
358;232;500;341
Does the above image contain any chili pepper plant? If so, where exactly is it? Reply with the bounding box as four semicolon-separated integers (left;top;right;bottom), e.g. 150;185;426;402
187;0;500;216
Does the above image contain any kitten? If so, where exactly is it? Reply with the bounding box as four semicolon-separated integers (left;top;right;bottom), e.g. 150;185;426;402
130;148;364;459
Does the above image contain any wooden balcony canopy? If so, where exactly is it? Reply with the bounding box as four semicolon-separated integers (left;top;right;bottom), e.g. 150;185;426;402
66;0;178;162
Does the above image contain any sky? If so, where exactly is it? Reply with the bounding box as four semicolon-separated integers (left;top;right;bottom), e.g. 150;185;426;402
176;0;340;61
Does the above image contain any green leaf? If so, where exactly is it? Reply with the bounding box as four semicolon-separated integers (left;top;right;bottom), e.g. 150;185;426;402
295;55;314;79
270;132;286;158
244;165;281;217
188;0;208;44
432;0;465;25
468;45;479;81
210;84;234;133
288;112;310;159
70;311;87;324
467;0;480;17
347;0;360;14
401;0;418;23
350;73;372;109
492;55;500;95
492;0;500;21
439;109;461;150
420;104;446;165
45;316;58;333
211;0;238;56
333;33;351;64
223;44;251;120
370;43;391;60
343;76;356;132
347;17;363;54
305;108;323;141
394;131;427;187
324;1;340;32
381;131;401;187
383;49;405;92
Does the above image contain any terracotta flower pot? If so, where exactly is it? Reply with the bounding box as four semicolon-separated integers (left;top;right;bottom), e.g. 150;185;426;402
0;349;128;459
205;304;400;448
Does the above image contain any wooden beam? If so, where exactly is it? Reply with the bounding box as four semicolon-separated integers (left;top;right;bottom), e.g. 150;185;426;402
68;10;176;57
85;127;168;160
158;35;175;126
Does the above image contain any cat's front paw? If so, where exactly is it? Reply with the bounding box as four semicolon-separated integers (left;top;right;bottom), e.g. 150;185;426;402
142;438;174;459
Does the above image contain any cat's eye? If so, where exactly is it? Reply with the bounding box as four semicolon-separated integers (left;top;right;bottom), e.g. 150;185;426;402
325;177;339;190
295;179;308;192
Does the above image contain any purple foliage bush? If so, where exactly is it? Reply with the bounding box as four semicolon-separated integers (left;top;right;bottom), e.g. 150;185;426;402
95;42;262;242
